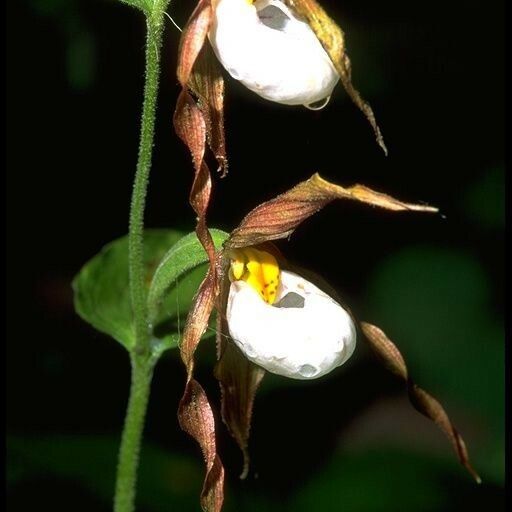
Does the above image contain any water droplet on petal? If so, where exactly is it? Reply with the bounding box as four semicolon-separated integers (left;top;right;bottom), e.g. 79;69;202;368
305;96;331;111
299;364;317;378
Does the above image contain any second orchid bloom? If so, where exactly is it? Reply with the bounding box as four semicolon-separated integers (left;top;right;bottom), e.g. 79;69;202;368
226;246;357;379
174;170;479;511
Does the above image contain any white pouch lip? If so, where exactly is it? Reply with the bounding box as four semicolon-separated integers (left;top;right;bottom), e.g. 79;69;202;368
209;0;339;107
226;270;357;379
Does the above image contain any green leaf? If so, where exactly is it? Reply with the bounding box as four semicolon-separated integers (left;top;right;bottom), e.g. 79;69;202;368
73;228;228;356
73;229;187;350
147;229;229;323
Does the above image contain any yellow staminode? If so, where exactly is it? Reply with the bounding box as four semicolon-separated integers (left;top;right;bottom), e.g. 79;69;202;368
229;248;280;304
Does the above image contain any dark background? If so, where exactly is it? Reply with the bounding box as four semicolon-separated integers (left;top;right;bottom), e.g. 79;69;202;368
6;0;505;510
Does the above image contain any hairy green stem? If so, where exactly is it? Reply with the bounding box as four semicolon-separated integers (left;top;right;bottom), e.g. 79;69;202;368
114;357;155;512
128;10;165;355
116;3;169;512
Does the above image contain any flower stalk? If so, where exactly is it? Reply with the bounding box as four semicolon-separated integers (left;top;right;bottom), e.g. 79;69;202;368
114;357;155;512
115;2;169;511
128;9;166;354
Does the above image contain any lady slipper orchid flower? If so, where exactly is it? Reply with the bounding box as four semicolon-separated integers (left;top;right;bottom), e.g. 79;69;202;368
209;0;339;109
170;129;481;510
226;248;357;379
175;0;388;167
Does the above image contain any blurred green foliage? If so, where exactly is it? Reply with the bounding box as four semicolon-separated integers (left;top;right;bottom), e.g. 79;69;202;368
8;435;501;512
462;166;504;229
292;449;449;512
28;0;96;91
7;435;203;512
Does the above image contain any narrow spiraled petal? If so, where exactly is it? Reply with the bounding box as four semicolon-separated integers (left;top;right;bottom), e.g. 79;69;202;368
176;0;228;179
361;322;481;484
226;173;438;250
291;0;388;152
177;270;225;511
227;270;356;379
209;0;339;107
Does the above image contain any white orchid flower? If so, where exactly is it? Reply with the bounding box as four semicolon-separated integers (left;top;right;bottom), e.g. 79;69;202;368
226;247;356;379
173;166;479;506
209;0;339;108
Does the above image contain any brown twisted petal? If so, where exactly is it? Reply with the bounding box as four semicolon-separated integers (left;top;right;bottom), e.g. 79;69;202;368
174;0;217;266
226;173;438;249
214;268;265;479
360;322;481;484
215;339;265;480
176;0;227;177
174;91;217;269
189;44;228;177
177;0;213;87
174;0;214;259
289;0;388;154
179;270;217;372
178;270;225;511
175;3;229;508
179;379;225;511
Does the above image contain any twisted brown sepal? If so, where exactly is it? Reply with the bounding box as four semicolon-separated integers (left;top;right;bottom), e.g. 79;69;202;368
174;91;217;272
214;269;266;479
176;0;213;88
226;173;438;249
179;379;225;511
176;0;227;176
189;44;228;177
215;339;265;479
178;269;225;511
174;3;229;508
360;322;481;484
290;0;388;155
174;0;227;267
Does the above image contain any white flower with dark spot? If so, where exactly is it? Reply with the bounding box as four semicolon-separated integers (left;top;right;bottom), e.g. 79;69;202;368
209;0;339;108
227;269;356;379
